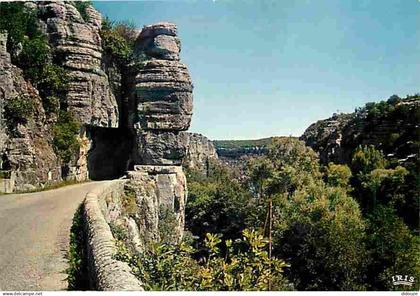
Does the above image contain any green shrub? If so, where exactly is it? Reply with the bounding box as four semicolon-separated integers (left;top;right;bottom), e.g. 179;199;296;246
101;17;137;66
109;222;128;241
159;205;179;244
115;229;292;291
17;36;51;82
122;190;138;217
53;111;80;163
0;2;40;56
4;95;34;123
72;1;92;22
66;204;89;290
37;64;69;98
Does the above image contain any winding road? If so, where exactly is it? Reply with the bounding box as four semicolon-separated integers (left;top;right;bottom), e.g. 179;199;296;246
0;181;110;291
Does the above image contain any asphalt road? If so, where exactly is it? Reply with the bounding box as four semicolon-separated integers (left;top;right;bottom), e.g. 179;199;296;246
0;181;110;291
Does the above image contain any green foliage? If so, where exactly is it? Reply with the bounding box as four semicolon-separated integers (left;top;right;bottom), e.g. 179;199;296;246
121;190;138;217
159;205;179;244
53;111;80;164
214;137;274;150
100;17;137;66
273;184;368;290
66;204;89;290
109;222;128;241
0;2;69;116
72;1;92;22
365;206;420;291
351;145;387;175
4;95;34;123
0;2;40;55
245;139;368;290
17;35;50;81
186;162;253;244
116;229;292;291
325;163;352;190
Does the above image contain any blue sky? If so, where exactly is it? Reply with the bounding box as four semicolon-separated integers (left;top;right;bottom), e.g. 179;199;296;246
94;0;420;140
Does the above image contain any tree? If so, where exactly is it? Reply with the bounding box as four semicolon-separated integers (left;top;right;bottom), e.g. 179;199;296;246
365;206;420;291
185;163;253;245
325;163;352;190
351;145;387;175
361;166;408;210
273;184;368;290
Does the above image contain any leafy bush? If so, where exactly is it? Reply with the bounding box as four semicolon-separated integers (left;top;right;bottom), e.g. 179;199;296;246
53;111;80;163
186;162;253;245
121;190;138;217
115;229;292;291
17;35;51;82
101;17;137;66
273;184;368;290
159;205;180;244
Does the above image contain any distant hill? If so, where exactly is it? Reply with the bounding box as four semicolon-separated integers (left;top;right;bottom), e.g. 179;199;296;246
213;137;296;160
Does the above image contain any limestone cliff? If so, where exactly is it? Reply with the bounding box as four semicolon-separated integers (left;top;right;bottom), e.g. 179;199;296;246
0;2;203;251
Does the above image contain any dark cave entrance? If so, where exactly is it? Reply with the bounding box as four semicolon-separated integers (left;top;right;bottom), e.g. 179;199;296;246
87;126;135;180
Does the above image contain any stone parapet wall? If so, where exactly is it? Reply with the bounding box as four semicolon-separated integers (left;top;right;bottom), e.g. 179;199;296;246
83;180;143;291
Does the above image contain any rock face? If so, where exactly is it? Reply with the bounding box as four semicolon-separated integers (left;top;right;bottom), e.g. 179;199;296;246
125;166;187;251
134;23;193;165
36;1;118;127
0;32;61;192
183;132;218;172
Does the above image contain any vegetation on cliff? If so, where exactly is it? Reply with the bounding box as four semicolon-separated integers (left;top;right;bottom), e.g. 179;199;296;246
0;2;79;167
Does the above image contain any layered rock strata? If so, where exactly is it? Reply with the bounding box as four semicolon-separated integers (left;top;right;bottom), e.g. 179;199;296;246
124;22;193;245
134;22;193;165
36;1;118;127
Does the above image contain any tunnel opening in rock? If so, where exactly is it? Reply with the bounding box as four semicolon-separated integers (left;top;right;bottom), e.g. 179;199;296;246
87;127;135;180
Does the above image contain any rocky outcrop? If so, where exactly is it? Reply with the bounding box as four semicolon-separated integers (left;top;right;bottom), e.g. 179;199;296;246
300;97;420;164
36;1;118;127
125;165;187;251
300;113;355;164
0;32;61;192
133;23;193;165
183;132;218;172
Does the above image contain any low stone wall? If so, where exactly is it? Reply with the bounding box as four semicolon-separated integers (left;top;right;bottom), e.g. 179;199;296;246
83;180;144;291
